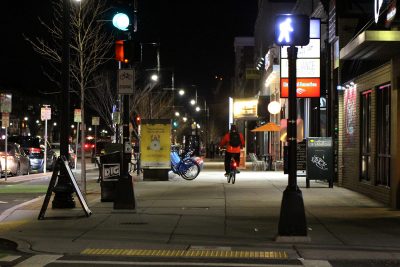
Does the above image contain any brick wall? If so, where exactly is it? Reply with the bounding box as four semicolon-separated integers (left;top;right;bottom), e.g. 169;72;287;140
340;63;391;205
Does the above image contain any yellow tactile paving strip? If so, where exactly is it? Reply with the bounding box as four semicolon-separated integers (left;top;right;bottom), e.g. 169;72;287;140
81;248;288;259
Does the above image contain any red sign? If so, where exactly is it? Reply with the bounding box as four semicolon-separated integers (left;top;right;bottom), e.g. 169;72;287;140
280;78;320;98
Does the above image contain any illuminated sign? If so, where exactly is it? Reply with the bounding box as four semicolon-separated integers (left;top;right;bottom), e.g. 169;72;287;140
275;14;310;46
233;98;258;119
280;18;321;98
280;78;320;98
280;59;320;78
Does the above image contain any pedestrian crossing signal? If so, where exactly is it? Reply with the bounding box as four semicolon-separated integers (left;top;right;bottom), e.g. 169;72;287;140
274;14;310;46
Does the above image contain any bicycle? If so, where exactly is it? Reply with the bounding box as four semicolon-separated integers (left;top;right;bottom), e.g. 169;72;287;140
170;146;201;180
227;157;238;184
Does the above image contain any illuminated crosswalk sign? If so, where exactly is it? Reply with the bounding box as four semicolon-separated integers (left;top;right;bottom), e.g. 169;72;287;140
275;14;310;46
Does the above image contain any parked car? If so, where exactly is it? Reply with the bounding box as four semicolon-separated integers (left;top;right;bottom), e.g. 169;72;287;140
0;141;31;176
8;136;57;173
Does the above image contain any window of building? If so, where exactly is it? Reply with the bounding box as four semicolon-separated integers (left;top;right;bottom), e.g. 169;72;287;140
360;90;372;181
376;84;391;187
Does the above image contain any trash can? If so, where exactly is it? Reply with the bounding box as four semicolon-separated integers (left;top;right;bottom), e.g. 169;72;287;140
99;151;121;202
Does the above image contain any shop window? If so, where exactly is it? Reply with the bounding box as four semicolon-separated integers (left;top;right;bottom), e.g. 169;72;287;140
360;90;372;182
376;84;391;187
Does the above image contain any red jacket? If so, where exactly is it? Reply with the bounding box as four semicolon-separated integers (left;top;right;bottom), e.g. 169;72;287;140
219;132;245;153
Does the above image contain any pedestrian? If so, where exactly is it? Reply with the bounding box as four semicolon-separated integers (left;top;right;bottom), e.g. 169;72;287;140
209;141;215;158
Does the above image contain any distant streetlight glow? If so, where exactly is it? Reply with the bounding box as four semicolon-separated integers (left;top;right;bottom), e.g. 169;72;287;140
53;122;57;126
175;111;180;117
195;106;200;112
178;89;185;96
151;74;159;82
183;117;188;122
24;117;28;121
190;99;196;105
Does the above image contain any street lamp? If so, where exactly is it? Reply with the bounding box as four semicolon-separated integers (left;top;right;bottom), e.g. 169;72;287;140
151;74;159;82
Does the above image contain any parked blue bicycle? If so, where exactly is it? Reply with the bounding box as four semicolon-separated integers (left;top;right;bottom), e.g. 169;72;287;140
170;146;201;180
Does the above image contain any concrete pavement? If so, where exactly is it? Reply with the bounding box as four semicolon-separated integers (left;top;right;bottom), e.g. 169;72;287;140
1;159;400;264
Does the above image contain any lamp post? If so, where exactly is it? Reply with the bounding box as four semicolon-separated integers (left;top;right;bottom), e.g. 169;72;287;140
52;0;75;209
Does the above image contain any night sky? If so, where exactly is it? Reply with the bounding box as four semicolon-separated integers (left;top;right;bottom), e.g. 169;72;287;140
0;1;258;102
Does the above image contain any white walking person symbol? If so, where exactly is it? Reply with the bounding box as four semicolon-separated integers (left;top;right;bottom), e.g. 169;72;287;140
278;18;293;43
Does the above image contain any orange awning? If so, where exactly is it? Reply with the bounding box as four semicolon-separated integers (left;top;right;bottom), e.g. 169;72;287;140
251;122;280;132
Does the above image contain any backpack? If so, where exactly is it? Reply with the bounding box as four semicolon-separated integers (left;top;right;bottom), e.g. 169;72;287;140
229;132;241;147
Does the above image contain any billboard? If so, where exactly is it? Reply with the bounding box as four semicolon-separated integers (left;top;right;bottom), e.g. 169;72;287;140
233;98;258;119
140;119;171;168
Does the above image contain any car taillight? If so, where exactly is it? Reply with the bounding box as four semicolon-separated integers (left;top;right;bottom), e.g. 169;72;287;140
91;144;95;148
84;144;89;148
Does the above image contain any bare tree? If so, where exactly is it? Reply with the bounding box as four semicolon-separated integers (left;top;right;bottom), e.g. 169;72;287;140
86;71;117;132
128;82;173;140
25;0;114;190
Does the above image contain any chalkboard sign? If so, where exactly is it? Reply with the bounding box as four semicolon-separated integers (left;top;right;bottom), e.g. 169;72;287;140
297;140;306;171
38;156;92;220
306;137;333;188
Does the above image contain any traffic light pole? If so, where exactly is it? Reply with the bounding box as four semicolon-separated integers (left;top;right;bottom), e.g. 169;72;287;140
277;46;307;237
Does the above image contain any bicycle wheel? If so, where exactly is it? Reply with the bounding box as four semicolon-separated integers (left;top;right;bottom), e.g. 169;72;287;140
231;171;236;184
181;159;200;180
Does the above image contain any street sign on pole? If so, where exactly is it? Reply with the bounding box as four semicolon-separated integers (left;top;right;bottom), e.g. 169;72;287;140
2;113;9;128
41;106;51;174
41;107;52;121
74;109;82;123
92;116;100;126
118;69;135;94
0;93;12;113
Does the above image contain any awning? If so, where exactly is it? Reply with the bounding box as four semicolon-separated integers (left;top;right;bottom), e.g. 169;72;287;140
340;30;400;60
251;122;280;132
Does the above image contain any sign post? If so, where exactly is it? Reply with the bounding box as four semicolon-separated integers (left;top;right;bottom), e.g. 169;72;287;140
1;93;12;181
275;14;310;238
92;117;100;158
74;109;81;171
41;106;51;174
2;113;9;181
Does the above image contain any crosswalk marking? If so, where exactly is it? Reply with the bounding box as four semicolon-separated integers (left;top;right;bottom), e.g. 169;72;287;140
14;254;62;267
0;255;21;262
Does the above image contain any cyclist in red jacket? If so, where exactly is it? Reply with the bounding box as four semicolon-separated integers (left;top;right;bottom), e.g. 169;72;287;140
219;124;245;176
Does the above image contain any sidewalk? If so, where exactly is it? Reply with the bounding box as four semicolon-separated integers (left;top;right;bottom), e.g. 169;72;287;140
1;161;400;262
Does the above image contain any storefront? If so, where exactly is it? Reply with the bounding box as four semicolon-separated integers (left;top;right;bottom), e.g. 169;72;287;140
339;32;400;208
